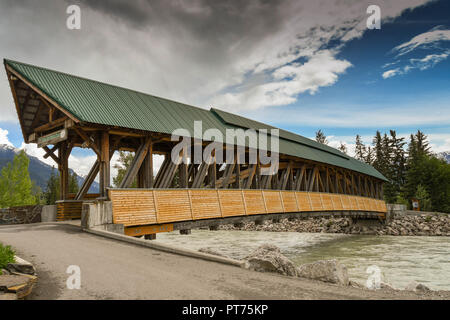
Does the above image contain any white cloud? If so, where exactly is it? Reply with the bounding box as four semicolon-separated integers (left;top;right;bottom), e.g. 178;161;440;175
382;68;401;79
382;51;449;78
428;133;450;153
393;27;450;56
211;50;352;111
410;52;449;70
383;27;450;79
0;128;13;146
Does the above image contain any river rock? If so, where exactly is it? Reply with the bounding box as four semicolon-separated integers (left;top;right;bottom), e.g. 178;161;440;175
405;281;431;292
244;244;298;277
297;259;349;286
6;256;36;275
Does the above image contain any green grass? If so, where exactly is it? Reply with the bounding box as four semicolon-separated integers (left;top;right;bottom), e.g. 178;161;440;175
0;242;15;274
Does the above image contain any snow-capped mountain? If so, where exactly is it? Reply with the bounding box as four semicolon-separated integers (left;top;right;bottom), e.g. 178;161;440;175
437;151;450;164
0;144;99;192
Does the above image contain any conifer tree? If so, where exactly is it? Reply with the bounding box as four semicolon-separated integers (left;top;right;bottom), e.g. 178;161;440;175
44;167;59;205
315;129;328;145
354;135;366;161
338;142;348;155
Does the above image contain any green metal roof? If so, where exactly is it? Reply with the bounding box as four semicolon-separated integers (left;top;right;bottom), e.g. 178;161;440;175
4;59;387;181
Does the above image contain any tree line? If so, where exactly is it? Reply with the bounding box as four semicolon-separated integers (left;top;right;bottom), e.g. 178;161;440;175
0;150;79;208
316;129;450;213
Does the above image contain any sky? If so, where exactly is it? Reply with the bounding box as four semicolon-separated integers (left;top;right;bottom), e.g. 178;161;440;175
0;0;449;179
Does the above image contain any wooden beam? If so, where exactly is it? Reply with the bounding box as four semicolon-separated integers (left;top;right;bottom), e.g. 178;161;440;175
75;160;100;200
58;142;70;200
233;163;241;189
154;156;169;188
208;155;217;188
244;164;257;189
119;138;151;188
73;127;101;157
220;160;236;188
179;148;188;188
99;131;110;197
108;130;145;138
280;161;293;190
42;145;59;163
5;70;28;142
192;153;213;188
34;116;68;133
295;165;306;191
307;167;317;191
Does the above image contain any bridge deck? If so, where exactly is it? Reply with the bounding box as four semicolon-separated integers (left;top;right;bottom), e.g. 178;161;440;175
108;189;386;236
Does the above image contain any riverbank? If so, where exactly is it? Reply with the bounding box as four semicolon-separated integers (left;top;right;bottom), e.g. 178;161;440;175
218;213;450;236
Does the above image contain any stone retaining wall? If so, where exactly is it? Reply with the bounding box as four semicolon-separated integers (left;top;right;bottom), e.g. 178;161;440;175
0;205;42;225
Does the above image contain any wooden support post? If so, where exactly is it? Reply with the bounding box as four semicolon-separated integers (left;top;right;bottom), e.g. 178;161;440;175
244;164;257;189
75;160;100;200
99;131;110;197
208;153;216;188
179;149;188;188
119;138;151;188
233;163;241;189
308;166;317;191
58;142;69;200
295;165;306;191
280;161;292;190
154;156;169;188
221;160;235;188
192;153;212;188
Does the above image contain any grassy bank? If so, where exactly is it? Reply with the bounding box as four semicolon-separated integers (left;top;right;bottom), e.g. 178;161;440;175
0;242;15;274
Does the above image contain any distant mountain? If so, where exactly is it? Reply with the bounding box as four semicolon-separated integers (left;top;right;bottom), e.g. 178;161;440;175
437;151;450;164
0;144;99;193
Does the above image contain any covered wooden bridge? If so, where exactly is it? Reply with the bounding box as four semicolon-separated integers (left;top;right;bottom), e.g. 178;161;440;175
4;59;388;237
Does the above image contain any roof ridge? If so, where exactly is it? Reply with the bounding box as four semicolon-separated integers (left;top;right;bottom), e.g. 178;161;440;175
4;58;211;114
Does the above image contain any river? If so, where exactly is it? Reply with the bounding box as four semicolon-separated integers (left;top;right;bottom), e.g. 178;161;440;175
155;230;450;290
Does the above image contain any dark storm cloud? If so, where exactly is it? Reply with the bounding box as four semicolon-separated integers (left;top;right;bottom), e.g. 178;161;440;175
76;0;288;43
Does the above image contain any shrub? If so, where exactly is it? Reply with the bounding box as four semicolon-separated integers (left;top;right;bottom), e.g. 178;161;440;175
0;243;15;274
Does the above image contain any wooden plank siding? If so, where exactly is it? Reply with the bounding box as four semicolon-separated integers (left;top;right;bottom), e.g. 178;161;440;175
108;189;388;227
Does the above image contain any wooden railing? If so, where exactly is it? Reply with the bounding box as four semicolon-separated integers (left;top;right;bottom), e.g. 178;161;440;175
108;189;387;227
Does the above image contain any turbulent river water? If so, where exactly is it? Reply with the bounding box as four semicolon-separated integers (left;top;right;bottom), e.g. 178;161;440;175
155;230;450;290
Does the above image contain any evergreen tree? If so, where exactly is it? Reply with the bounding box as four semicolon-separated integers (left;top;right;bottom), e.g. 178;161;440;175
415;184;432;212
0;150;35;208
414;130;431;157
315;129;328;145
44;167;59;205
113;151;137;187
354;135;366;161
364;146;374;165
338;142;347;155
389;130;407;192
372;131;387;175
69;171;79;194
